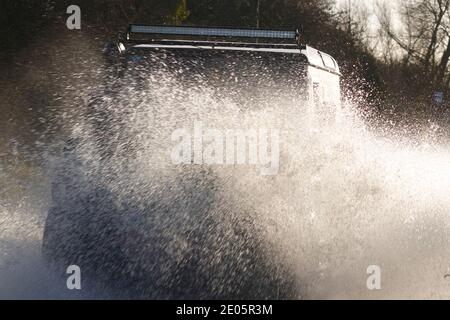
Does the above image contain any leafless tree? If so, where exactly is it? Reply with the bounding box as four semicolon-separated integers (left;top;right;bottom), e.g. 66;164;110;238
337;0;371;46
376;0;450;85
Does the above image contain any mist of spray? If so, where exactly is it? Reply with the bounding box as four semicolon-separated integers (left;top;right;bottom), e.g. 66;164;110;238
2;43;450;299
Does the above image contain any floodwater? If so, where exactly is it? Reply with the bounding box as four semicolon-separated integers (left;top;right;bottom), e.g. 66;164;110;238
1;42;450;299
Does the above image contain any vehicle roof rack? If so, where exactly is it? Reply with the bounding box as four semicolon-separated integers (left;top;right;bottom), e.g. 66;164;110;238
126;24;300;46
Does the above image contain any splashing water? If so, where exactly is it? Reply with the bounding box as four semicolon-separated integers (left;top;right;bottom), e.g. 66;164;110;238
2;47;450;299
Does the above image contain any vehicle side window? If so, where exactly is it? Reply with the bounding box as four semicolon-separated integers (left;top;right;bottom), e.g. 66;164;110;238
320;53;336;70
307;47;325;68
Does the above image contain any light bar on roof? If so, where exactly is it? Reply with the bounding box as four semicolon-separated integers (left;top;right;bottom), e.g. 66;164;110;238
129;25;298;40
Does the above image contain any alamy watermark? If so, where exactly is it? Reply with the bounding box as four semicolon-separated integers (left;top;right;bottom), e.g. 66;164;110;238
171;121;280;176
66;265;81;290
66;5;81;30
366;265;381;290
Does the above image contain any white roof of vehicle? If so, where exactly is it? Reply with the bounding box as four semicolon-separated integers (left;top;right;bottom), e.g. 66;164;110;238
130;43;340;75
132;44;302;53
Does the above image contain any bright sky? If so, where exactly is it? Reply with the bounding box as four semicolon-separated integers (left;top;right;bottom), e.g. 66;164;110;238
335;0;402;29
335;0;403;57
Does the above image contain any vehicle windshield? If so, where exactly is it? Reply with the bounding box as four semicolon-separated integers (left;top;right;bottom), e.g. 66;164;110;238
123;47;308;107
